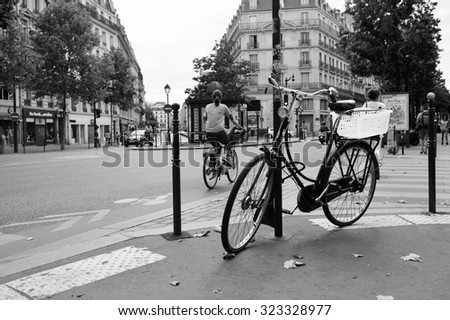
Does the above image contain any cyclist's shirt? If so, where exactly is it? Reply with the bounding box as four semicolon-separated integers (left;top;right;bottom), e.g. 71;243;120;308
205;103;231;133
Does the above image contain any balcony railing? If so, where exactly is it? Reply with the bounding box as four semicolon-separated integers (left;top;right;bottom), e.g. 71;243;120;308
299;60;312;68
299;39;311;47
247;42;259;49
239;19;341;37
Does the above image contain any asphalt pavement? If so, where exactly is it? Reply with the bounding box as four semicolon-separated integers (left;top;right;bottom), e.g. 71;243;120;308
0;136;449;302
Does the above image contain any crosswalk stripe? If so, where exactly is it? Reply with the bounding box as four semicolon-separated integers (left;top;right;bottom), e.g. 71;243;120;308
2;246;166;300
310;214;450;231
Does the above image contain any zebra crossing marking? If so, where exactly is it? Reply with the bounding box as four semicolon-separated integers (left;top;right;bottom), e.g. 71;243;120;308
310;214;450;231
1;246;166;300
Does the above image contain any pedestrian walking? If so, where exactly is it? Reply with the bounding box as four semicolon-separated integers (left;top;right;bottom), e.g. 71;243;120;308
416;105;429;154
439;116;449;145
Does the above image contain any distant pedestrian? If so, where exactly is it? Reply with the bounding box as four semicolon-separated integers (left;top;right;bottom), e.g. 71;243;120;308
362;88;386;110
416;105;430;154
439;116;449;145
6;127;13;146
362;88;386;158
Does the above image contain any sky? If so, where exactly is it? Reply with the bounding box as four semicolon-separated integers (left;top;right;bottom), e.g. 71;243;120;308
112;0;450;105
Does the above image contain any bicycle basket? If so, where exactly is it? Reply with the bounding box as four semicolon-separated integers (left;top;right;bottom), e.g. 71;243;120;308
333;110;392;139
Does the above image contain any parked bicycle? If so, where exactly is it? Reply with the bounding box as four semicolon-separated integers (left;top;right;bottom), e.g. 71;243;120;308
221;77;391;253
203;126;245;189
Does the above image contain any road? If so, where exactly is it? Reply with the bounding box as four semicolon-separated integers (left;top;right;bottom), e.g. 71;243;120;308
0;146;256;230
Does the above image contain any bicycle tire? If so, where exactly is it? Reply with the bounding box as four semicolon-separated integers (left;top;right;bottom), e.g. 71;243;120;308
226;149;239;183
321;140;377;227
203;152;219;189
221;154;273;253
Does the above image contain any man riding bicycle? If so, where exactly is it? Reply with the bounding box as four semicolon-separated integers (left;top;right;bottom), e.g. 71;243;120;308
205;90;242;167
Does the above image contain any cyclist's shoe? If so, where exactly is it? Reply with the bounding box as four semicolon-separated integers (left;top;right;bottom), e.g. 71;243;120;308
209;170;218;180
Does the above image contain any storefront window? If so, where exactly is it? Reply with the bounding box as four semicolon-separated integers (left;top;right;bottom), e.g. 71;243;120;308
26;118;35;143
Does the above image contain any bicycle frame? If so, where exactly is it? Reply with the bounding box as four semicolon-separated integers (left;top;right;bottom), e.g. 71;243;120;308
262;79;381;213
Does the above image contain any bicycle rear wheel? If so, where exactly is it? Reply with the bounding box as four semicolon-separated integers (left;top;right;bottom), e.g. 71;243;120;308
221;154;273;253
226;149;239;183
203;152;219;189
322;140;377;226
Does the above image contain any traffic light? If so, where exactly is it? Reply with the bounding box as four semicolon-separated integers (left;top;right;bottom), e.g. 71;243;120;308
283;94;289;106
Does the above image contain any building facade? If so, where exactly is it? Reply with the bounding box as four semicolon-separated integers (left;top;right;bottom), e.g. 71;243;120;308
0;0;144;148
224;0;376;136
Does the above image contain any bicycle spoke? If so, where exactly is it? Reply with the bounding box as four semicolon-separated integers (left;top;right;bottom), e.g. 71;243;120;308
323;141;377;226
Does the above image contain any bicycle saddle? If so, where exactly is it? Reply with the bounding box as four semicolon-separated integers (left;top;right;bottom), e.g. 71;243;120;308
328;100;356;112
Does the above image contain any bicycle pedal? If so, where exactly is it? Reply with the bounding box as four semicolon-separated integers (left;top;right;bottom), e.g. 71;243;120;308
282;209;293;215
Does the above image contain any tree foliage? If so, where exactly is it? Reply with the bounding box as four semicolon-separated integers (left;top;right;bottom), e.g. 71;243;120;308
187;37;252;99
29;2;99;149
339;0;448;114
103;48;137;111
0;16;37;89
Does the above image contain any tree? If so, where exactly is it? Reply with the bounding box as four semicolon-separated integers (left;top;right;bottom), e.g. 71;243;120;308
339;0;447;119
103;48;137;111
143;104;158;130
30;2;99;150
187;37;252;99
0;0;15;29
0;12;37;152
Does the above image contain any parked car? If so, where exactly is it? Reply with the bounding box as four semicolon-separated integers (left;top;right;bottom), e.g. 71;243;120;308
268;128;294;138
124;130;153;147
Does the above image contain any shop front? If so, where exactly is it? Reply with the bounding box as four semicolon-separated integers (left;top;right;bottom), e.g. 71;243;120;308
23;109;59;145
185;98;254;143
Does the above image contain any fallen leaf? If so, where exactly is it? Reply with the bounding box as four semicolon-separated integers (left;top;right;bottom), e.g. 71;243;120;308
293;254;303;259
213;225;221;233
401;253;423;262
397;200;407;204
212;288;223;294
222;252;235;260
352;254;364;258
169;281;180;287
27;237;34;241
377;295;394;300
193;230;210;238
284;259;305;269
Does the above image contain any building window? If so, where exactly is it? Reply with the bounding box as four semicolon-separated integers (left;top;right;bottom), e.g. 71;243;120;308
102;31;107;47
300;12;309;25
301;72;310;86
300;32;310;45
249;54;259;71
249;0;257;9
248;35;258;49
301;0;309;4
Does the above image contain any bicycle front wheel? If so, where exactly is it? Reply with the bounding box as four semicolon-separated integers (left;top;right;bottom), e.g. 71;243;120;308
322;140;377;227
221;154;273;253
203;152;219;189
226;149;239;183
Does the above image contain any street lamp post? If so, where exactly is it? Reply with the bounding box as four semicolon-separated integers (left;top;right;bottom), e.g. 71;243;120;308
164;84;171;145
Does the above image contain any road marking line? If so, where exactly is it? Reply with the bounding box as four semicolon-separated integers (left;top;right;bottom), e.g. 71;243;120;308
0;234;27;246
52;217;83;232
39;210;103;219
310;214;450;231
2;246;166;300
88;209;111;223
0;217;74;229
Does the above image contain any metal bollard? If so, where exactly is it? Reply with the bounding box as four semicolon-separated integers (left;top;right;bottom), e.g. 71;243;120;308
427;92;436;213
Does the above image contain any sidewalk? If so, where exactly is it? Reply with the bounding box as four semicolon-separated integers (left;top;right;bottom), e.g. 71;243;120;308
1;138;450;300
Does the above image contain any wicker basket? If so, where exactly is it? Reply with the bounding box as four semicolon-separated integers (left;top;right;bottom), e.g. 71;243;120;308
333;110;392;139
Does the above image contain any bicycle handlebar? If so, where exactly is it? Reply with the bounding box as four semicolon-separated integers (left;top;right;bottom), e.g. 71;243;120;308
268;77;336;98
